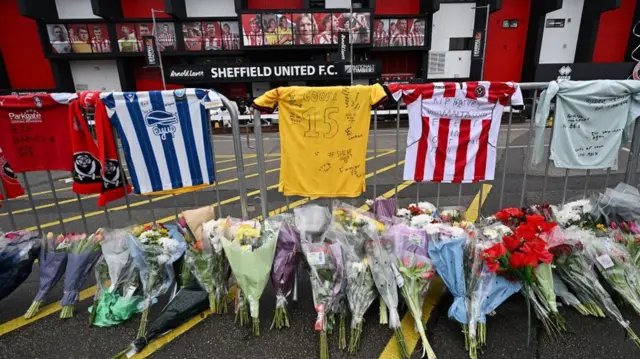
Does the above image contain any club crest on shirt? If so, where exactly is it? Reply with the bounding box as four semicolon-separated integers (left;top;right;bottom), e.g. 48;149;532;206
145;110;178;140
33;96;42;108
125;93;136;102
173;89;187;101
474;85;486;98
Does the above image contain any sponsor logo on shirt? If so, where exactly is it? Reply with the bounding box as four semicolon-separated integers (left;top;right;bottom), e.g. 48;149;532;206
8;109;43;123
145;110;178;140
558;66;572;80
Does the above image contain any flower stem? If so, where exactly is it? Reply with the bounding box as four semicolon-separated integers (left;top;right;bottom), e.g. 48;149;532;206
24;301;42;319
348;322;363;354
339;309;347;350
137;307;149;339
60;305;74;319
209;293;217;314
380;299;388;325
394;327;410;359
252;317;260;336
320;331;329;359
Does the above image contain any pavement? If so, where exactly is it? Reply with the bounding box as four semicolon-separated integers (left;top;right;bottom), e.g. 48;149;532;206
1;123;640;359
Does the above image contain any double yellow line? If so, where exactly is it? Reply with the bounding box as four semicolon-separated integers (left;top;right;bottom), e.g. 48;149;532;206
1;157;283;218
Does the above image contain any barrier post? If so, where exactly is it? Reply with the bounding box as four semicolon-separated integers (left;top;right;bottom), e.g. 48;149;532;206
0;177;17;230
624;118;640;185
21;173;42;236
204;104;223;219
394;100;400;200
46;170;67;235
224;95;249;219
252;109;269;219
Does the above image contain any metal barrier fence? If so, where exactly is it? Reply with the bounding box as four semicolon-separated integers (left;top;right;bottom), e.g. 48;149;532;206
1;83;639;236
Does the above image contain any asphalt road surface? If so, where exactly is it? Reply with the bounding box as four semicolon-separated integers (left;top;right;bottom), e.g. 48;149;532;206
1;123;639;359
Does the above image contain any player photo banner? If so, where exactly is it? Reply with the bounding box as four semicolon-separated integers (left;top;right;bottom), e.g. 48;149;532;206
240;11;371;47
373;18;426;47
184;21;241;51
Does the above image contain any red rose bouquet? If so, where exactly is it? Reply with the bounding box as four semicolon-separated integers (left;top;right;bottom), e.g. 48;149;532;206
482;214;566;339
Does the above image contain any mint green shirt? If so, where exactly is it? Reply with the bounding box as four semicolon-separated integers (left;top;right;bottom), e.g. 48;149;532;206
532;80;640;169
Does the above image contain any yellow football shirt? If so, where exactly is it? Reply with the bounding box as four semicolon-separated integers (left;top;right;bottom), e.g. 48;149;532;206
253;84;388;197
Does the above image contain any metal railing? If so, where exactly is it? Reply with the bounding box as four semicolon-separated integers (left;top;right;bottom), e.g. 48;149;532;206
1;83;639;236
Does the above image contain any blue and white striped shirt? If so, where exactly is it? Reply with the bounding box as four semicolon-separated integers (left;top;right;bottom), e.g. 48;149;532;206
100;88;221;194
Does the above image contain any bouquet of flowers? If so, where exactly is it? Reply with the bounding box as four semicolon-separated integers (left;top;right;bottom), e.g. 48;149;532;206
0;230;40;302
610;221;640;267
583;235;640;316
428;225;471;357
58;231;104;318
590;182;640;223
553;226;640;346
90;227;143;327
113;281;211;359
221;217;281;336
202;217;231;314
552;271;592;316
373;224;423;359
333;203;380;354
296;204;345;359
481;213;566;339
396;201;437;221
552;199;596;229
24;232;69;318
178;206;218;312
270;214;300;329
367;197;398;224
128;223;186;338
439;207;466;223
392;223;437;359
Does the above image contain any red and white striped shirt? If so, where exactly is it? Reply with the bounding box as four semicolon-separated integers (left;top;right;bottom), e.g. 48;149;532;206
408;31;424;46
373;30;388;46
245;31;264;46
389;82;523;183
204;36;220;50
157;32;176;51
315;31;333;44
222;33;240;49
91;38;111;53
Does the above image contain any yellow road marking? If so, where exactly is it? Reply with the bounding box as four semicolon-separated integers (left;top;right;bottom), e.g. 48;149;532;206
18;151;394;232
464;184;492;222
0;286;97;336
128;156;406;358
0;150;397;335
24;156;256;196
2;157;282;218
379;184;492;359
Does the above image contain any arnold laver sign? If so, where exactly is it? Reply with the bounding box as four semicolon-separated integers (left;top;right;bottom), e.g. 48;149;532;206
166;62;381;83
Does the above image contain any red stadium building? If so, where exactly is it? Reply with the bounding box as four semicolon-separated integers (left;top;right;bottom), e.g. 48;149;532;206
0;0;639;100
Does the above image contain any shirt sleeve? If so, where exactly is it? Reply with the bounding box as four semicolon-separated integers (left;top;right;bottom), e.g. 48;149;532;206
510;84;524;106
370;84;389;108
531;81;560;165
252;88;279;113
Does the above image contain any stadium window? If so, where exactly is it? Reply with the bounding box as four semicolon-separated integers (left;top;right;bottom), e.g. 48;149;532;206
449;37;472;51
